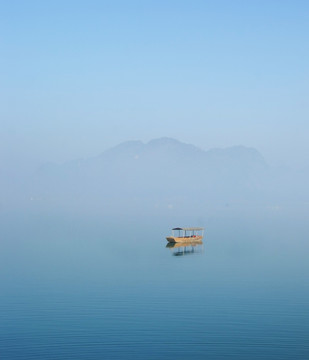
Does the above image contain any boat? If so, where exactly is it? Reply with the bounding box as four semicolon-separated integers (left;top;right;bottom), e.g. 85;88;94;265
166;227;204;243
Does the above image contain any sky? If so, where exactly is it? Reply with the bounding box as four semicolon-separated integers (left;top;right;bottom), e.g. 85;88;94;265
1;0;308;169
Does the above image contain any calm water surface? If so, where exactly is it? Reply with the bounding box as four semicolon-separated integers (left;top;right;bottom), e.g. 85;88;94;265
0;212;308;359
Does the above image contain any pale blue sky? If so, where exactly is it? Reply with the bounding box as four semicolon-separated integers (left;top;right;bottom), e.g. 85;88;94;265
1;0;308;168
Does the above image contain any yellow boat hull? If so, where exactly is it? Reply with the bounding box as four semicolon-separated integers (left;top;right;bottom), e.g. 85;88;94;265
166;240;203;248
166;235;203;243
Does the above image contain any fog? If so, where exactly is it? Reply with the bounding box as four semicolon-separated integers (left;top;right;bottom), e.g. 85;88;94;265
1;137;308;221
2;4;309;360
1;1;309;219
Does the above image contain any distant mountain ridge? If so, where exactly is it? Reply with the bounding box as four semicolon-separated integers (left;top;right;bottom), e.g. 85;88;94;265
30;138;269;215
42;137;266;170
2;138;308;216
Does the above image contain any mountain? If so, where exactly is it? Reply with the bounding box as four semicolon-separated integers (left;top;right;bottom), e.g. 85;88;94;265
28;138;268;215
41;137;265;175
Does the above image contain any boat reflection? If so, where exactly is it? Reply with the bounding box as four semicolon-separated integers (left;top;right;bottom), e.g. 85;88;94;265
166;240;204;256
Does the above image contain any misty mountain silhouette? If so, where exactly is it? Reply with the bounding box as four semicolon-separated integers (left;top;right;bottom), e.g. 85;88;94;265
42;137;266;172
33;138;268;214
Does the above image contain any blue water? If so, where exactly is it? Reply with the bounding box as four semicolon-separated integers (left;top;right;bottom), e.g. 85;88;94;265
0;212;308;359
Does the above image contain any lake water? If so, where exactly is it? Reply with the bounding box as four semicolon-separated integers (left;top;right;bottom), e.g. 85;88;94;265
0;211;308;359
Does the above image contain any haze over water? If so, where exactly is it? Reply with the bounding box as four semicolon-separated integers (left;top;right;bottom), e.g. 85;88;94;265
0;209;308;359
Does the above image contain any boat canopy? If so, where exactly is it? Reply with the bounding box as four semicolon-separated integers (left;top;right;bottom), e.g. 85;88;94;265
172;227;204;231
